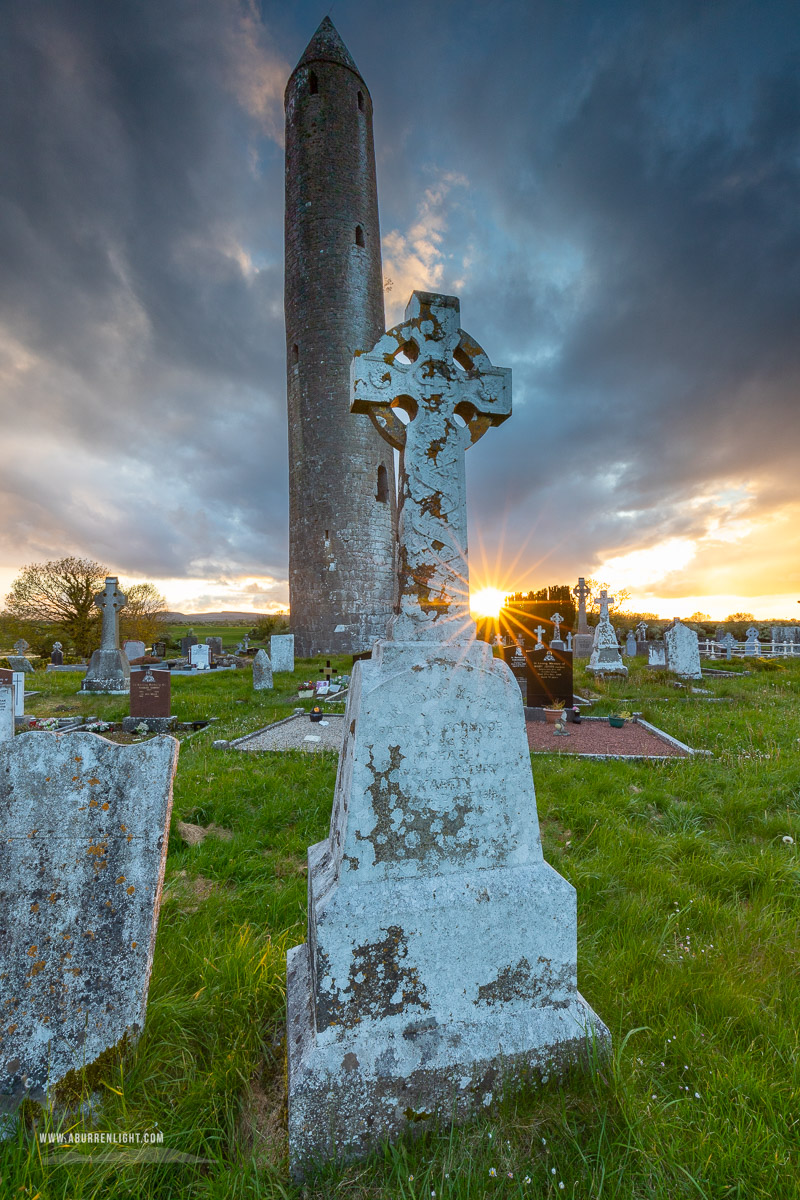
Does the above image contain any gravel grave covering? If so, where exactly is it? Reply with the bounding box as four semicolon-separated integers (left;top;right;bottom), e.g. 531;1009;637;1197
526;716;689;757
233;712;345;753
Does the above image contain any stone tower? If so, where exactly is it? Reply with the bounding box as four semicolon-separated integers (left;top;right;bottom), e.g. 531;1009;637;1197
284;17;397;658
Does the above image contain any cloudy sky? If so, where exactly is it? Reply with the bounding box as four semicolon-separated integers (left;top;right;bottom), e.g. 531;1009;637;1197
1;0;798;620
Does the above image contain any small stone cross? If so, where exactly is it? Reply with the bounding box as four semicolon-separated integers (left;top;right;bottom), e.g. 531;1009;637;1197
533;624;547;647
595;589;614;623
550;612;564;641
94;577;127;651
352;291;511;641
13;639;29;655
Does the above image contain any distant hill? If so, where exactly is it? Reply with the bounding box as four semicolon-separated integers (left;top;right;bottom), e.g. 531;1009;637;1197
163;611;288;625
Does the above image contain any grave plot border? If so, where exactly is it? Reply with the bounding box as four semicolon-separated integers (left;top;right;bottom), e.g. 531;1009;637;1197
527;715;709;761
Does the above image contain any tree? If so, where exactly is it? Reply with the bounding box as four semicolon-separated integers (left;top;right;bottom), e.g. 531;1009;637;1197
585;579;632;612
688;612;711;623
250;614;290;642
4;557;107;656
725;612;755;623
120;582;167;645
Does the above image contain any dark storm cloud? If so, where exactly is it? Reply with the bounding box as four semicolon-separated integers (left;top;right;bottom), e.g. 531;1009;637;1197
1;0;798;601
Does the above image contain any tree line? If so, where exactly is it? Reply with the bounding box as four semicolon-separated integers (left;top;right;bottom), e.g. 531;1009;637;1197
1;558;166;658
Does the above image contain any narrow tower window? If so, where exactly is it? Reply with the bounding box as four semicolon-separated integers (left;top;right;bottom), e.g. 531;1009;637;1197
376;464;388;503
355;225;365;247
291;343;299;364
308;70;318;95
357;90;364;111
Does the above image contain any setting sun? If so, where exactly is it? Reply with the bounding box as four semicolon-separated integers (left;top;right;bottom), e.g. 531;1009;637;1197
470;586;507;618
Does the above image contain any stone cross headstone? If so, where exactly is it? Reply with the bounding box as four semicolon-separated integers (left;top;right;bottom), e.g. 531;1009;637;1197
587;590;627;677
0;678;13;742
123;669;174;733
566;631;573;651
571;578;595;659
664;619;702;679
351;290;511;642
744;626;760;655
50;642;63;666
270;634;295;673
550;612;565;649
287;291;609;1175
123;640;146;663
573;577;590;634
189;643;210;670
0;731;178;1112
252;649;273;690
533;623;546;648
13;639;29;655
720;632;737;661
80;578;130;694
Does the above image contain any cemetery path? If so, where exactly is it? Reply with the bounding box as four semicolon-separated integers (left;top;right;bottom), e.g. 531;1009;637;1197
526;716;689;757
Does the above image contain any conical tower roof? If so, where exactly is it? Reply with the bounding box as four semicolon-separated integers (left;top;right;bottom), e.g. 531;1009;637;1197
292;16;363;80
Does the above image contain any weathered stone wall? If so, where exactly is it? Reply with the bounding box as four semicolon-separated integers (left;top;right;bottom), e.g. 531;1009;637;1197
284;19;397;658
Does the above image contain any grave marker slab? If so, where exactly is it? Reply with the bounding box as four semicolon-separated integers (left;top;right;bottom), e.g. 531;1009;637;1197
7;656;33;674
648;643;666;667
123;669;175;733
0;732;178;1111
206;637;223;656
664;619;702;679
270;634;295;672
0;680;13;742
50;643;63;666
252;649;273;690
180;635;198;657
123;640;146;663
189;644;210;670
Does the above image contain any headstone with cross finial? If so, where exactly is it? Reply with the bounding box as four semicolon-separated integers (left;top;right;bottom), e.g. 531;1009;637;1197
587;589;627;676
571;577;594;657
550;612;565;649
80;577;131;693
286;291;609;1175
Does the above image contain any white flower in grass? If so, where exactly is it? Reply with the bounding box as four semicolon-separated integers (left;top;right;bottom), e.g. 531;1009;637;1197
523;1177;532;1185
695;1092;701;1098
551;1167;556;1175
559;1185;565;1191
489;1168;497;1177
783;835;794;844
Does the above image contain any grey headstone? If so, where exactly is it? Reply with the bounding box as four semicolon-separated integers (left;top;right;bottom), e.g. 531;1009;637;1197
664;619;702;679
648;642;667;667
270;634;295;673
180;635;198;657
0;732;178;1111
252;649;273;690
7;656;34;674
123;640;146;662
744;626;760;655
206;637;223;656
50;643;63;666
625;632;637;656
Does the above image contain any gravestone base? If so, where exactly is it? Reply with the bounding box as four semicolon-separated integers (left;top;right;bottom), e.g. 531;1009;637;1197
287;638;609;1177
288;935;603;1176
122;715;177;733
80;648;130;694
572;633;594;658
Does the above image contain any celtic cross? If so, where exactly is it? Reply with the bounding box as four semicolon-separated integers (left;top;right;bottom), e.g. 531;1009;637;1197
573;577;591;633
352;291;511;641
551;612;564;642
94;577;127;651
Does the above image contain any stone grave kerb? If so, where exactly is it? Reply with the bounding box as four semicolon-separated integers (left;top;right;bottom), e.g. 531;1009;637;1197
352;290;511;644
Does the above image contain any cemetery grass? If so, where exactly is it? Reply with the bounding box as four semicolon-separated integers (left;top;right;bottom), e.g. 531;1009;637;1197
2;659;798;1198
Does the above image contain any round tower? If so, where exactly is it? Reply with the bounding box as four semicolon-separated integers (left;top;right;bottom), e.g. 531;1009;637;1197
284;17;397;658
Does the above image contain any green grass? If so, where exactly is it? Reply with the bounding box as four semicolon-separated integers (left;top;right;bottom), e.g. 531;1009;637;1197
2;657;798;1198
